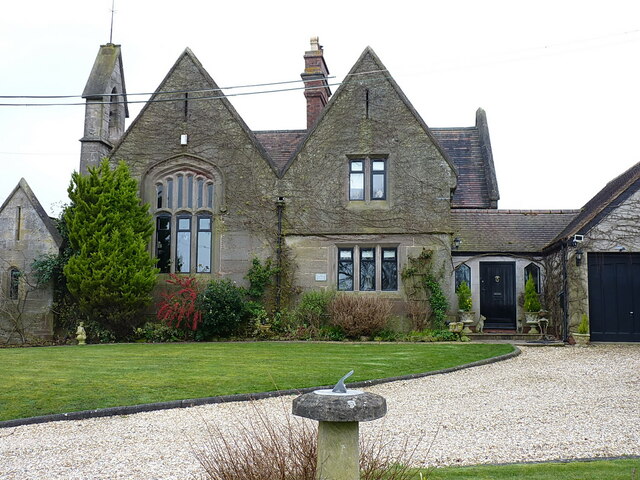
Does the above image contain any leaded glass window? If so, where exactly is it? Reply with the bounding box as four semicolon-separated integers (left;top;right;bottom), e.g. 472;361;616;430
196;215;212;273
338;248;354;291
156;215;171;273
525;263;541;293
152;169;216;274
381;248;397;291
360;248;376;291
455;263;471;290
176;215;191;273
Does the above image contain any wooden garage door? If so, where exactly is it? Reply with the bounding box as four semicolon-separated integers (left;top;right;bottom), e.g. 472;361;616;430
588;253;640;342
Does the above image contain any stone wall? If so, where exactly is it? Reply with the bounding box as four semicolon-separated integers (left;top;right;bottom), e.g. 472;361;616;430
110;50;276;290
565;187;640;331
0;183;60;342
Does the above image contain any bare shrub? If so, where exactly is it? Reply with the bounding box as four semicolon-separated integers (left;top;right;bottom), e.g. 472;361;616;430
195;401;422;480
407;300;430;331
196;403;316;480
328;294;392;338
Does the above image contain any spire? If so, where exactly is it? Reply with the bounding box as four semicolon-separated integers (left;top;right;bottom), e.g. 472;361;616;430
79;44;128;173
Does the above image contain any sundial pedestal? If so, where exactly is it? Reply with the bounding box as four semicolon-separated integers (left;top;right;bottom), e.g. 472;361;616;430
292;373;387;480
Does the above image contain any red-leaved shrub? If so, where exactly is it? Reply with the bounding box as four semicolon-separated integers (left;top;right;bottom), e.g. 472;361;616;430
157;274;202;330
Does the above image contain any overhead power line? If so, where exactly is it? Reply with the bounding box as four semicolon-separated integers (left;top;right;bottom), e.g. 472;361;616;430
0;69;391;107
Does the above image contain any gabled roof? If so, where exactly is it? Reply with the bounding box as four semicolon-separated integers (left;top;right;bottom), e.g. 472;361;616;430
278;46;457;179
82;43;129;117
110;48;277;175
0;178;63;248
548;160;640;247
452;209;578;254
253;123;500;208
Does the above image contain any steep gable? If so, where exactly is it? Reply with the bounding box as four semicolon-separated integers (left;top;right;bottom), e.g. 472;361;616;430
110;48;276;177
0;178;63;249
548;161;640;247
279;47;458;235
282;47;456;179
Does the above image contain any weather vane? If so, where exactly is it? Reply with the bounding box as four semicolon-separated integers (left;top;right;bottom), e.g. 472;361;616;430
109;0;116;44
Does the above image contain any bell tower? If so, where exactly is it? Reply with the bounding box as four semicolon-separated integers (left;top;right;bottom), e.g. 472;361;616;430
79;43;128;173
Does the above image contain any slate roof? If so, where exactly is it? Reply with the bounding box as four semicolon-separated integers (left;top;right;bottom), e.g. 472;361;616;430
82;43;129;117
451;209;578;253
252;125;499;209
253;130;307;171
431;127;494;208
548;161;640;247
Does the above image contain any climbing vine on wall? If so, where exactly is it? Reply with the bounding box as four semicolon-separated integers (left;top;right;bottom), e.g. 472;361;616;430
401;248;449;330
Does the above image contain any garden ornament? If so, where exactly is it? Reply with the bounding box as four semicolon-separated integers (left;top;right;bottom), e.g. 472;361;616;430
292;371;387;480
76;322;87;345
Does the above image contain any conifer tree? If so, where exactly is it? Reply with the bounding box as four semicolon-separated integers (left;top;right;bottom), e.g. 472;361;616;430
64;160;157;338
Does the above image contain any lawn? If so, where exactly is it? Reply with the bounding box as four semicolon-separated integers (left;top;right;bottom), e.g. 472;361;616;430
0;342;513;421
416;458;640;479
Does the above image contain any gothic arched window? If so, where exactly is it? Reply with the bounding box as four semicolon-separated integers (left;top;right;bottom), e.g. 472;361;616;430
524;263;541;293
455;263;471;290
151;168;217;274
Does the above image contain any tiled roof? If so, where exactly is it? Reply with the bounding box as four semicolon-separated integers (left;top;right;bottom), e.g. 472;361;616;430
431;127;491;208
253;126;498;209
549;161;640;246
451;209;579;253
254;130;308;172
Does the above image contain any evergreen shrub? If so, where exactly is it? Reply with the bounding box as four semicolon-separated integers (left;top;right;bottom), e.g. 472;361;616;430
196;279;249;339
456;281;472;312
524;274;541;312
296;290;335;328
64;160;157;338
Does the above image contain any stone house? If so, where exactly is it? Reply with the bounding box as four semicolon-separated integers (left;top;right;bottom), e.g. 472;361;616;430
0;179;62;342
4;38;638;342
74;38;640;342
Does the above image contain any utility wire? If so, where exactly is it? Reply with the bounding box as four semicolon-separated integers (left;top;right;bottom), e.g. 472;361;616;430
1;27;638;107
0;81;348;107
0;69;389;101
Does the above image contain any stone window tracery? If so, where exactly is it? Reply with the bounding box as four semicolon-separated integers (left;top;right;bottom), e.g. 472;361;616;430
151;168;217;274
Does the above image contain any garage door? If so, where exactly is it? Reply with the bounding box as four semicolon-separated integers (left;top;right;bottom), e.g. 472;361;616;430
588;253;640;342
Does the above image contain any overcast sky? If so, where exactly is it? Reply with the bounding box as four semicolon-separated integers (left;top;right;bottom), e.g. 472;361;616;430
2;0;639;216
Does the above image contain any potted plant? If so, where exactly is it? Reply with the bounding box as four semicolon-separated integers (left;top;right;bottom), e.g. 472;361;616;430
573;314;590;346
523;274;541;332
456;281;475;333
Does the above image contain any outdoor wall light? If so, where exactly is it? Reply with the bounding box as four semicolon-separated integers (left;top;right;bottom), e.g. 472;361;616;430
453;237;462;250
575;249;584;266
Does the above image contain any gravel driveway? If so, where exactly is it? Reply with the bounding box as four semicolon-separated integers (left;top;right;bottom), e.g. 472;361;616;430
1;345;639;479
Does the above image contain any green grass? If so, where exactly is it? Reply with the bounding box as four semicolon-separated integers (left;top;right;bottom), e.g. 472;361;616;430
0;342;512;421
416;458;640;479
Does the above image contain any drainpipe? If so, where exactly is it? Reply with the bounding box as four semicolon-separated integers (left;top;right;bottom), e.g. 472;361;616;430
275;196;285;312
561;239;569;342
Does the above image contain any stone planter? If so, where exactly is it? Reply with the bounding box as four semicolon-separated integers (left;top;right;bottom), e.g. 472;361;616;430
573;333;590;347
525;311;540;334
459;311;475;334
448;322;463;333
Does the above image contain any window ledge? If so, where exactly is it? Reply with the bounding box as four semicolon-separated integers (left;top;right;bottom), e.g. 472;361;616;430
346;200;390;210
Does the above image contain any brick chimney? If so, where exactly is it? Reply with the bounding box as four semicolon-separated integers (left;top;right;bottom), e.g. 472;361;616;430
301;37;331;129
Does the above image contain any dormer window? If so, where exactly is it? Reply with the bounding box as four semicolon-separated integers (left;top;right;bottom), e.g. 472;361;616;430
349;157;387;201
